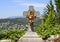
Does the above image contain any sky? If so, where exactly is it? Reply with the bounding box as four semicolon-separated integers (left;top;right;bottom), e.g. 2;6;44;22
0;0;54;19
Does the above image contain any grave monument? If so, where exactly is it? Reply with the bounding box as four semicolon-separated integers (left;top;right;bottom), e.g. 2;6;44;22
18;6;44;42
23;6;39;32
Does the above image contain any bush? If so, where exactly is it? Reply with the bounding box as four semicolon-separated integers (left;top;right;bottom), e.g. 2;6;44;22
0;29;26;42
36;24;60;39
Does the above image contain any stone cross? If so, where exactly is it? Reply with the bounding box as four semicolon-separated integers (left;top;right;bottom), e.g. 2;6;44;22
23;6;40;31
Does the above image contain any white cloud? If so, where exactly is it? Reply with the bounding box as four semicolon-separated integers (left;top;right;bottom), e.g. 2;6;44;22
21;3;47;8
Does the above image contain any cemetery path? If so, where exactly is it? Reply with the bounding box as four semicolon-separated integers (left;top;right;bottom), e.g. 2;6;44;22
18;31;44;42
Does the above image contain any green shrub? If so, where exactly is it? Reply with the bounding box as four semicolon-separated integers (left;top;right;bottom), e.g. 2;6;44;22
0;29;26;42
36;24;60;39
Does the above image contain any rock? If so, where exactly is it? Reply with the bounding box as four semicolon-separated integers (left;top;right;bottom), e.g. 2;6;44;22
54;37;60;42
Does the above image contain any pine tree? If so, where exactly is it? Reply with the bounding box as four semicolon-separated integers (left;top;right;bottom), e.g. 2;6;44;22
45;0;56;26
55;0;60;24
42;0;56;24
36;0;56;39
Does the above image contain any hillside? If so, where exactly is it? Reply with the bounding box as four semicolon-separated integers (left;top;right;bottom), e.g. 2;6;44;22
0;17;41;30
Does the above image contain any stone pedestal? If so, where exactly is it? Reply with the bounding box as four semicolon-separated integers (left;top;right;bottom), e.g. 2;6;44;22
18;31;44;42
27;25;32;32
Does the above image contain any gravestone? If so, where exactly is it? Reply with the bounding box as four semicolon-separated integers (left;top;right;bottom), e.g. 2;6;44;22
23;6;39;31
18;6;44;42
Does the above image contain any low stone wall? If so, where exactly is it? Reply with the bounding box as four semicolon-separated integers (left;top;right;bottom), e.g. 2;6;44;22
0;40;11;42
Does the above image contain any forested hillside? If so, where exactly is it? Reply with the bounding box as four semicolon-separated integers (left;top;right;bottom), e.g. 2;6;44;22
0;17;41;30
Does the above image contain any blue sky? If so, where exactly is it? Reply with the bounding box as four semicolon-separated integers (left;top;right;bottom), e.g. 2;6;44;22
0;0;54;19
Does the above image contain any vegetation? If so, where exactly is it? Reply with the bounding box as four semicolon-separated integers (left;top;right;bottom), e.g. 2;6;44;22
0;0;60;42
0;11;41;42
36;0;60;40
0;29;26;42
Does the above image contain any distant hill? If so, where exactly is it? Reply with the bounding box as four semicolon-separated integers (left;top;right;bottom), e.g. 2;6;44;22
7;16;25;19
0;17;41;30
0;17;41;25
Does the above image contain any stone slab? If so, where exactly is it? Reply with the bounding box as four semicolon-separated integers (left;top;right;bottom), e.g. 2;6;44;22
18;38;44;42
18;31;44;42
